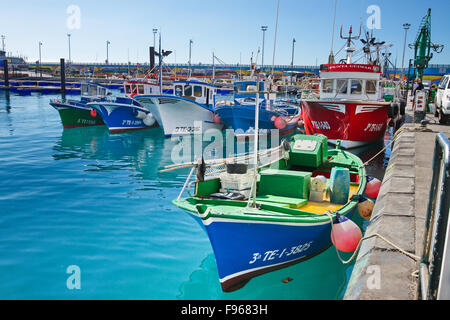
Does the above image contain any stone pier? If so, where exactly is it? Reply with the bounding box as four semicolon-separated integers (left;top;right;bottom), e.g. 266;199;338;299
344;113;450;300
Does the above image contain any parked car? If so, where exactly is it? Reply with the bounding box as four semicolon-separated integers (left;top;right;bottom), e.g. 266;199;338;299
434;74;450;124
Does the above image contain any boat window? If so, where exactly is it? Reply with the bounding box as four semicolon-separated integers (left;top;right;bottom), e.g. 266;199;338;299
350;80;363;94
125;85;131;94
81;84;89;96
175;85;183;96
322;79;334;93
138;85;144;94
184;85;192;96
366;80;377;94
337;79;348;94
89;85;97;96
99;88;106;96
194;85;202;97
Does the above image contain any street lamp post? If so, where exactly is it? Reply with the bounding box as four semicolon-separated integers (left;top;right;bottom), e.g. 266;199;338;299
152;29;158;48
290;38;296;84
106;40;110;64
261;26;268;70
188;39;193;79
67;33;71;75
1;35;5;51
39;41;42;77
401;23;411;82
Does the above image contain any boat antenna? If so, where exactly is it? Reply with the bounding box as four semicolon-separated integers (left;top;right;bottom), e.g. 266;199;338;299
271;0;280;78
340;24;361;64
329;0;338;64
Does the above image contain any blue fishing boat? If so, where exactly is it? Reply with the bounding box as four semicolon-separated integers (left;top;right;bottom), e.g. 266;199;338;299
87;97;157;133
170;134;367;291
214;80;301;136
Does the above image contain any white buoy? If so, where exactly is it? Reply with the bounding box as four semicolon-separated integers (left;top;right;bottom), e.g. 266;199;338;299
143;113;155;126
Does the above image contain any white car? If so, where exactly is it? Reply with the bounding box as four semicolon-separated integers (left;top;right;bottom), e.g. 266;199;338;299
435;74;450;124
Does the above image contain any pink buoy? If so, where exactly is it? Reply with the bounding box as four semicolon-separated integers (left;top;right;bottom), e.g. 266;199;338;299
90;109;97;117
274;116;287;130
366;177;382;199
358;196;374;220
331;213;362;252
213;113;221;124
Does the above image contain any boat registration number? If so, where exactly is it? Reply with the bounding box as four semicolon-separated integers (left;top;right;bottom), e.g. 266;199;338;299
363;123;384;132
248;241;313;264
174;126;201;133
122;119;143;126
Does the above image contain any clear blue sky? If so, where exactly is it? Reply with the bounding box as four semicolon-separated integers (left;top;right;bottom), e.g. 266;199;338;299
1;0;450;66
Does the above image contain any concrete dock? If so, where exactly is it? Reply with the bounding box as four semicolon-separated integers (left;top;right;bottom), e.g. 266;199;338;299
344;110;450;300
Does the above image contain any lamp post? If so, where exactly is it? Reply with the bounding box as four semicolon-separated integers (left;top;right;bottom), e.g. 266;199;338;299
67;33;71;75
261;26;268;70
1;35;5;51
401;23;411;81
152;28;158;48
106;40;110;64
38;41;42;77
188;39;193;79
290;38;296;84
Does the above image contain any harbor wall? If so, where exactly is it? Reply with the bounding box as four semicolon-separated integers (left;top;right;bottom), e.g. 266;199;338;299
344;114;450;300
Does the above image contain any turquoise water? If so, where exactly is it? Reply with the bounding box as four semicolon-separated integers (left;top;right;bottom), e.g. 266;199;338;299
0;90;390;300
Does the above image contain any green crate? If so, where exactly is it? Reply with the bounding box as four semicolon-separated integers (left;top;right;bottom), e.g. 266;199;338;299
258;169;311;199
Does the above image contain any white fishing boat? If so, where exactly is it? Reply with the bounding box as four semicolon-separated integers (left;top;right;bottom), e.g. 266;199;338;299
134;80;224;136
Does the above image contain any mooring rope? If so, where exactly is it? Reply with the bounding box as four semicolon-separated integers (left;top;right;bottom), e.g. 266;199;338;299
324;210;420;264
360;127;404;168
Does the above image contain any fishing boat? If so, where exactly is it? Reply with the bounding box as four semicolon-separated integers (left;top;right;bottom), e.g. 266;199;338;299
133;80;224;137
169;133;367;292
300;27;390;149
214;80;301;137
123;79;160;98
49;83;109;129
87;96;157;134
84;78;160;133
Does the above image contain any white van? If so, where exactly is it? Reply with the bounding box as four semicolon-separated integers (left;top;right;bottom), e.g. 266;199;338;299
435;74;450;124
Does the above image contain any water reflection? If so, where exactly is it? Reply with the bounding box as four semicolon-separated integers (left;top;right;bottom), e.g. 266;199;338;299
52;127;174;180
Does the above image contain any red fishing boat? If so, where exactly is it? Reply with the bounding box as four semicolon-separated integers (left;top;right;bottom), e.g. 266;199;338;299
301;27;390;149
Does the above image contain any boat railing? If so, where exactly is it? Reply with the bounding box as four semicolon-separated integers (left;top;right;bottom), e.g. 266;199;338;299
420;132;450;300
161;146;284;200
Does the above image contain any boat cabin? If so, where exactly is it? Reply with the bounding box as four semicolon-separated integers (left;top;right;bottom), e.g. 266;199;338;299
80;83;110;98
233;80;266;99
318;64;382;101
233;80;277;109
124;80;161;98
173;80;217;106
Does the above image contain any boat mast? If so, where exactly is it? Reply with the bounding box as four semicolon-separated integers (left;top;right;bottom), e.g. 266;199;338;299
328;0;338;64
159;32;162;93
212;51;215;83
249;71;260;208
271;0;280;78
249;48;261;208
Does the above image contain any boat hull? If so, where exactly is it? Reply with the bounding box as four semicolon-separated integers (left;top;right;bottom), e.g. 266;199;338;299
215;105;300;136
189;206;356;292
134;95;223;137
88;102;157;133
50;102;105;128
301;100;389;148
